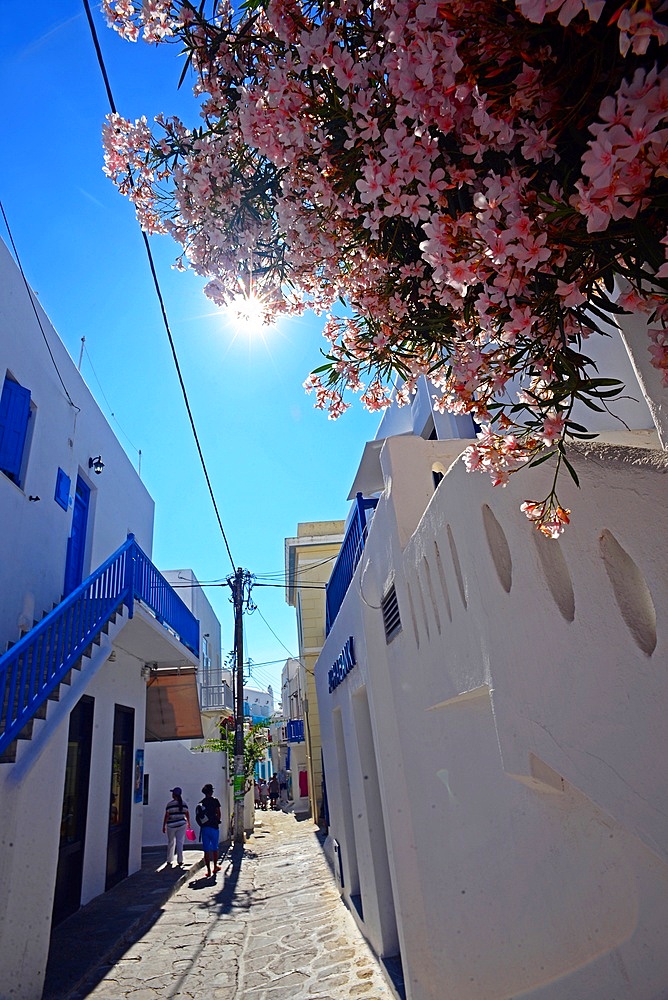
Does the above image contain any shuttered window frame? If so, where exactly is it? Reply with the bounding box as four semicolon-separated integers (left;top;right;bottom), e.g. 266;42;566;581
0;375;32;487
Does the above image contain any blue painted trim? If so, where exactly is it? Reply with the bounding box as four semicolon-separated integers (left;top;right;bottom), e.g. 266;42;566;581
325;494;378;634
54;468;70;511
0;378;31;483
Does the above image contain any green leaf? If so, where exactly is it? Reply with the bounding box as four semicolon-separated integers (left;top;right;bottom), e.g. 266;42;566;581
561;451;580;488
528;450;556;468
576;398;606;412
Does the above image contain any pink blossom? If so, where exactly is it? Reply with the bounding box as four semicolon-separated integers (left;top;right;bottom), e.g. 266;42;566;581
556;280;586;307
102;0;668;537
541;411;565;445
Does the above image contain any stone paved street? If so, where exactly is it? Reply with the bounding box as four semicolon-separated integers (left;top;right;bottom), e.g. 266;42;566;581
71;809;395;999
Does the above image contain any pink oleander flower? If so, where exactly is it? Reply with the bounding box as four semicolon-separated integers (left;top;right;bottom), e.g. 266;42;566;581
103;0;668;536
541;411;566;445
521;500;571;537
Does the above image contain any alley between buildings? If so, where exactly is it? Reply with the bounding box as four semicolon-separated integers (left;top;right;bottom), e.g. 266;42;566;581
45;808;395;1000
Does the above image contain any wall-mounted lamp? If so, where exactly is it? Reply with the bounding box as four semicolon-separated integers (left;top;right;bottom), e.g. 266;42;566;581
140;664;152;681
89;456;105;475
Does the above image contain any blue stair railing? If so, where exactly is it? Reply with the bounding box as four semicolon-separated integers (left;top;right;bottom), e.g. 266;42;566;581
0;533;199;757
326;493;378;634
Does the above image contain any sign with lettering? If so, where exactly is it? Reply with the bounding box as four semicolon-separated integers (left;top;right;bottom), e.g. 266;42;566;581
328;637;356;693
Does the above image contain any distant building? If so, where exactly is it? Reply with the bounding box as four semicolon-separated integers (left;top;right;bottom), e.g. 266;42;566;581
266;657;308;811
243;683;274;724
284;520;345;821
143;569;232;847
162;569;233;737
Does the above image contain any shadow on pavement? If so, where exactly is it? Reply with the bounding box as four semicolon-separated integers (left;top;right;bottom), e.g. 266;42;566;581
44;815;333;999
42;847;212;1000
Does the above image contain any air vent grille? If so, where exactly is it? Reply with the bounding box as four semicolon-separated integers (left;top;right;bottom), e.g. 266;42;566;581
381;585;402;642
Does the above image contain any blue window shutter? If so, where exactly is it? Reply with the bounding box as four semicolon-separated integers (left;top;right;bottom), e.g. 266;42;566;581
54;467;71;510
0;379;31;482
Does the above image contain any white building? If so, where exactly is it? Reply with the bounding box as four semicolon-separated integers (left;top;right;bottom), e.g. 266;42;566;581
312;325;668;999
268;657;309;812
0;239;204;999
243;683;274;724
162;568;234;737
143;569;232;848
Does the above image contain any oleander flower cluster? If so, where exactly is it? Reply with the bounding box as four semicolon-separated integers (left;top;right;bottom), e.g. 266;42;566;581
102;0;668;535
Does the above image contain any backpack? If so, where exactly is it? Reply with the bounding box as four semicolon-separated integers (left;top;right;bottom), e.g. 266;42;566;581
196;801;209;827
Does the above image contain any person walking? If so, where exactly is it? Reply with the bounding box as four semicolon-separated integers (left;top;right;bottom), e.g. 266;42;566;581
258;778;268;810
278;769;288;806
195;783;222;877
162;786;191;868
253;780;261;809
268;774;279;810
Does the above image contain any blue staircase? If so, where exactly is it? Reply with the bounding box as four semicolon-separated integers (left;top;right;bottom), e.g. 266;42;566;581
0;534;199;761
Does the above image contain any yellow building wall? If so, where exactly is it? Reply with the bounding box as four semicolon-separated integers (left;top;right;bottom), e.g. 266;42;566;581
286;520;344;821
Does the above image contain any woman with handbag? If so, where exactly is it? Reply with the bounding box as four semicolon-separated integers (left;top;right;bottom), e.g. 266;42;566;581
162;786;192;867
196;783;222;877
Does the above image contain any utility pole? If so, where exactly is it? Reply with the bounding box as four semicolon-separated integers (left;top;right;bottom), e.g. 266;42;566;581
230;567;253;844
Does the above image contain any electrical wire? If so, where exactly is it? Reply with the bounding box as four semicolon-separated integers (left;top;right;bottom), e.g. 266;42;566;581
83;0;236;573
167;580;326;591
0;199;79;412
253;552;339;579
253;603;298;662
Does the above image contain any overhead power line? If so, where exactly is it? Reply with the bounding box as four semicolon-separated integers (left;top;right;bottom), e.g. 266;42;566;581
254;602;298;662
83;0;236;573
253;552;338;579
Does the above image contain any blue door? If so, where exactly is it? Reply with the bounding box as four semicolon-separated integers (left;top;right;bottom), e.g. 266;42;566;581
63;475;90;596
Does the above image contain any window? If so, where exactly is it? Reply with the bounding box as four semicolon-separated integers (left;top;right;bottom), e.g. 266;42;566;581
55;468;71;511
381;584;402;642
0;374;32;487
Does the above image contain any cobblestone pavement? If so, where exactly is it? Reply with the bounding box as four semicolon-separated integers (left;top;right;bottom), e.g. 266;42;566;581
72;809;395;999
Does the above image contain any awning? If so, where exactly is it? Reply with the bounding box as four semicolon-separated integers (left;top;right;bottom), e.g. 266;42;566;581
145;667;203;742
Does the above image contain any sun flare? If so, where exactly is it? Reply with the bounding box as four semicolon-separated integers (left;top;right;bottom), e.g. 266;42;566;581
223;292;268;339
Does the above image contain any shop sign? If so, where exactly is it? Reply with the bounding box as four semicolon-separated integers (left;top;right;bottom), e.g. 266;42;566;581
328;636;356;693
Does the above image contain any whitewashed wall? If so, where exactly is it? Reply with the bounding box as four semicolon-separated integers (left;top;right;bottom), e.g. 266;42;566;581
143;742;230;848
317;433;668;1000
0;626;147;999
0;238;164;1000
0;238;154;651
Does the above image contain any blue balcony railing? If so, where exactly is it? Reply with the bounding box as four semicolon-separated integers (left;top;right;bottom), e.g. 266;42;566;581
287;719;305;743
326;493;378;634
0;533;199;756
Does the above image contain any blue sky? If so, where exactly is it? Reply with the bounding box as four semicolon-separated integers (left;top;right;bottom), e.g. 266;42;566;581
0;4;380;698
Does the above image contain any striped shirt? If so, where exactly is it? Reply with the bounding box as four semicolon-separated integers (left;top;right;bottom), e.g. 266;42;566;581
165;798;188;827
